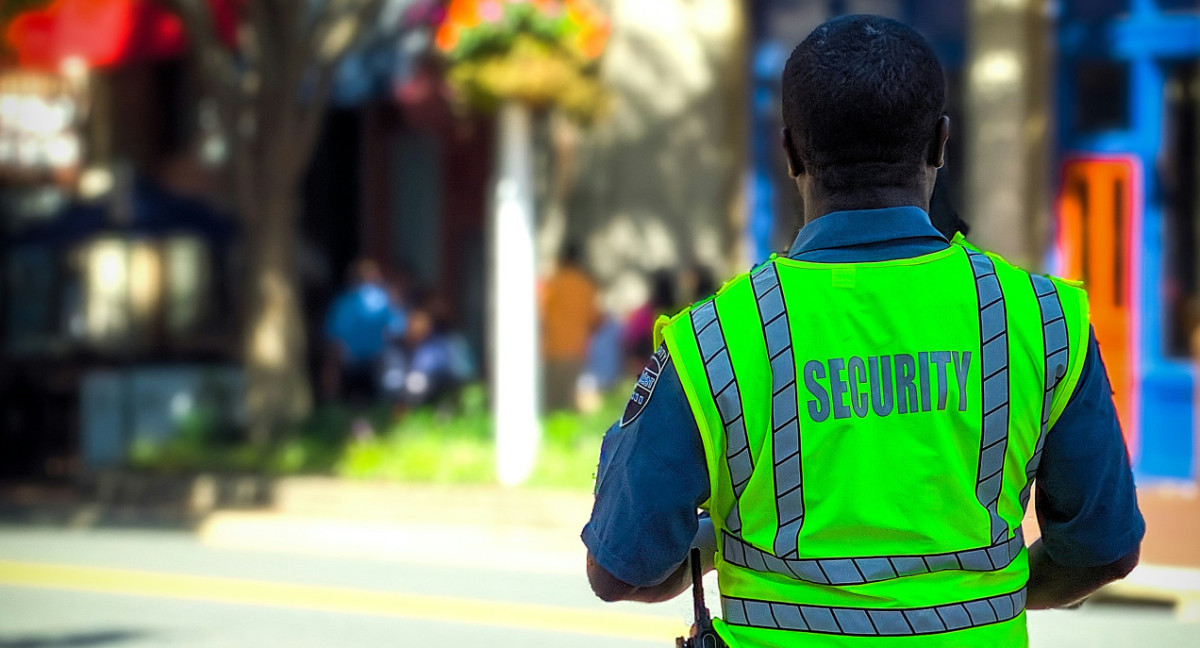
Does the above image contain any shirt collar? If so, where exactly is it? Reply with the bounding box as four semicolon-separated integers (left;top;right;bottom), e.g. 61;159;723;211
787;206;948;259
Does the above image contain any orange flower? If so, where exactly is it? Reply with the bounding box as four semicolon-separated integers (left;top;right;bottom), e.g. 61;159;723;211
564;0;609;60
434;24;458;52
446;0;483;27
436;0;610;58
436;0;483;52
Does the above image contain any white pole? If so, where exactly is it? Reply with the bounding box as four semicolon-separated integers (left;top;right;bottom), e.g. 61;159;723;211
492;102;541;486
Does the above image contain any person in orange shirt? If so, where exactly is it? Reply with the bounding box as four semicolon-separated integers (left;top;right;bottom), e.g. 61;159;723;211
541;242;601;411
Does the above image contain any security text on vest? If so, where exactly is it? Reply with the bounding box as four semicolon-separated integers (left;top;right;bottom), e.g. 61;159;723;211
803;351;972;422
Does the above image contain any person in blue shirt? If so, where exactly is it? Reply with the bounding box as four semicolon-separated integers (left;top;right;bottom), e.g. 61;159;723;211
584;14;1143;616
323;259;407;406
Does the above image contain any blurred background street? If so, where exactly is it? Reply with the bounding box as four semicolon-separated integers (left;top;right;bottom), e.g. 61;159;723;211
1;0;1199;645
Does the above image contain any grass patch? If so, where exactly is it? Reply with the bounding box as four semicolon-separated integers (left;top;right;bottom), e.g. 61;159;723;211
130;382;631;491
337;384;629;489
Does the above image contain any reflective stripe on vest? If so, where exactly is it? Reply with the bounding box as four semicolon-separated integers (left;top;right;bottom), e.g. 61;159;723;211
967;249;1011;547
691;299;753;535
695;249;1070;586
721;587;1027;637
750;262;804;558
721;526;1027;586
1020;274;1069;510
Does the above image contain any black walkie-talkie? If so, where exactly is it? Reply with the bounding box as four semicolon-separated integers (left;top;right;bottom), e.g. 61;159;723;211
675;548;725;648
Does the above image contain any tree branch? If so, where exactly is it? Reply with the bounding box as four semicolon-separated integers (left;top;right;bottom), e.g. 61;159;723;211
311;0;386;64
292;0;387;176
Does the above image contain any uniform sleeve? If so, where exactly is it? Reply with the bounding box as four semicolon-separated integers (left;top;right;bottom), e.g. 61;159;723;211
1034;329;1145;567
581;352;710;587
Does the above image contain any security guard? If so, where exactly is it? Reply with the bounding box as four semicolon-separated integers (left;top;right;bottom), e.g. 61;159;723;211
583;15;1144;648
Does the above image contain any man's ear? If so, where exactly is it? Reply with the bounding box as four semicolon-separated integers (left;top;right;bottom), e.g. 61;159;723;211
927;115;950;168
781;128;805;178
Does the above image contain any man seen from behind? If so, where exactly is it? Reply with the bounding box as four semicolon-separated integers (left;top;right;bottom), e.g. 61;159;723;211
583;15;1144;648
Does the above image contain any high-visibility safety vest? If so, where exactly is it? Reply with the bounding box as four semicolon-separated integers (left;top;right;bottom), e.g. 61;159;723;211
655;237;1090;648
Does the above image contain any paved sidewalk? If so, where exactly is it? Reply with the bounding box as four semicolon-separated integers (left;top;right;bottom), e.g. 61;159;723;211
9;475;1198;619
202;478;1200;620
199;479;594;575
1135;486;1200;569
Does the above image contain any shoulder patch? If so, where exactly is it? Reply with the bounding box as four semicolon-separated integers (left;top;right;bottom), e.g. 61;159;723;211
621;343;670;427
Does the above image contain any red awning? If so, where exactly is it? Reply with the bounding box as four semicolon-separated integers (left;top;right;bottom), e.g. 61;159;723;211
5;0;238;70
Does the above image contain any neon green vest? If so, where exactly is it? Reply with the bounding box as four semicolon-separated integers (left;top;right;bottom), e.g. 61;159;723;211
656;239;1090;648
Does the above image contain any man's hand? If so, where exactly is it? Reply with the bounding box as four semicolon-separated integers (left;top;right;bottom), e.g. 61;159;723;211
1026;538;1140;609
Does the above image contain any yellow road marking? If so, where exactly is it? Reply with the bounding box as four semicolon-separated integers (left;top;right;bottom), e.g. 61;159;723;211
0;559;683;642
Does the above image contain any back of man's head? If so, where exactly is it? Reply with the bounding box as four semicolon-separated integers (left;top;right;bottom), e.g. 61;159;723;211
782;15;945;192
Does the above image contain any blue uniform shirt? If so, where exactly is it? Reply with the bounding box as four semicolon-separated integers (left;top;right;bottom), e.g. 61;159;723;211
583;206;1145;587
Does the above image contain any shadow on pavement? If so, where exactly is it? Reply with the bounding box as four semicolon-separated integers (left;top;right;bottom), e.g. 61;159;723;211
0;630;151;647
0;473;275;532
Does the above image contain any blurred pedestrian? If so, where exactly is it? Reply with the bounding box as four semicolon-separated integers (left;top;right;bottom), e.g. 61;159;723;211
540;241;601;411
584;15;1143;648
621;269;676;375
321;259;406;409
577;313;623;413
396;295;476;410
680;263;718;305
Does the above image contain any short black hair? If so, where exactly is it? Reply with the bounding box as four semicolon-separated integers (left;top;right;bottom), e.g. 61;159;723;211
782;15;945;192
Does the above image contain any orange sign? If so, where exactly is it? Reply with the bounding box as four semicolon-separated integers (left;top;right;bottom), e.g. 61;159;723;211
1055;156;1140;456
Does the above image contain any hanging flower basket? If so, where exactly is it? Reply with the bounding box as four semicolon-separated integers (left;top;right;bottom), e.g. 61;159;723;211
435;0;610;121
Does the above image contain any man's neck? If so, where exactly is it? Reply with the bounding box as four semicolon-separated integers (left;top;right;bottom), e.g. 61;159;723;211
802;186;930;226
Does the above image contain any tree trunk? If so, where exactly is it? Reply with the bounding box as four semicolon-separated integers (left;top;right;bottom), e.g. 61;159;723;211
491;102;541;486
242;180;313;446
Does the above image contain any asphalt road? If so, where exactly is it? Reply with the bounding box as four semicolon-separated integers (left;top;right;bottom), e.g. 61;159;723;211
0;526;1195;647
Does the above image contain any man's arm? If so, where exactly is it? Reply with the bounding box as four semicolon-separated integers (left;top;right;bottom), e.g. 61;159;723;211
588;552;694;603
582;350;712;603
587;515;716;603
1030;330;1145;608
1026;538;1139;609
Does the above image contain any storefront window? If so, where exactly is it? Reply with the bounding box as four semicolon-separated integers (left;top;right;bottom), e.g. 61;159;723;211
78;237;162;350
164;236;212;336
5;246;61;355
72;234;219;352
0;70;84;179
1074;61;1130;133
1164;62;1199;358
82;238;134;347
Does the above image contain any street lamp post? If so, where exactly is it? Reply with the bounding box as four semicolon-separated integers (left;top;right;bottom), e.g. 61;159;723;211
491;102;541;486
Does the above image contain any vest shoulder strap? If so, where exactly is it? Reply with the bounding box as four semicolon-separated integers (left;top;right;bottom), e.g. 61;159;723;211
1044;275;1090;427
959;238;1091;428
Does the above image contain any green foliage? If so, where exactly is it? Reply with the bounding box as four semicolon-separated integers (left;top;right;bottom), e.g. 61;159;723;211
128;431;263;474
128;381;634;491
337;401;496;483
445;33;607;121
527;391;627;488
